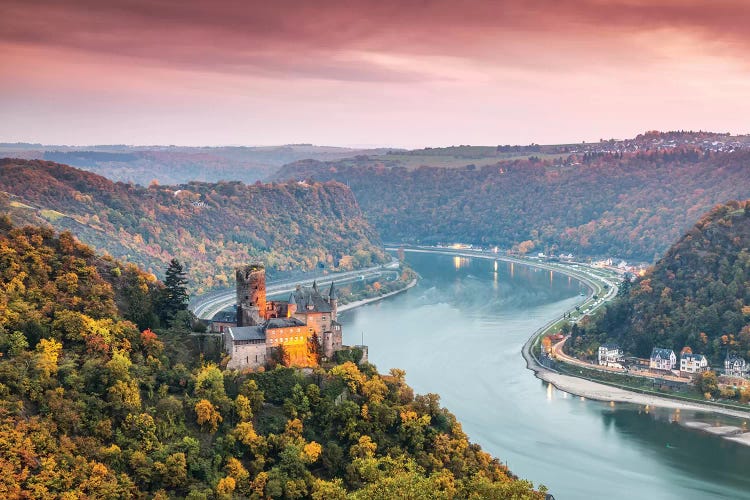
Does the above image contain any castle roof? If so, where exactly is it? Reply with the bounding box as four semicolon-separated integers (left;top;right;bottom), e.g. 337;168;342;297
228;325;265;342
329;281;338;300
211;310;237;323
266;317;306;329
228;316;307;341
293;285;332;314
288;292;296;305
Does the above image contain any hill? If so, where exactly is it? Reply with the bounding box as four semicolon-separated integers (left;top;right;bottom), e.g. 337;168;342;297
0;159;387;293
578;200;750;362
275;145;750;262
0;143;393;186
0;222;543;498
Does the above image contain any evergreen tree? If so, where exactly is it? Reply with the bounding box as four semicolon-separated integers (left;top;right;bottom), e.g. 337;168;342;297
617;272;633;298
161;258;189;325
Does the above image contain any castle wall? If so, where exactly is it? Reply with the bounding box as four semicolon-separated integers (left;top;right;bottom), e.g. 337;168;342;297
266;324;315;367
294;311;331;336
226;342;267;370
331;323;343;353
322;330;333;359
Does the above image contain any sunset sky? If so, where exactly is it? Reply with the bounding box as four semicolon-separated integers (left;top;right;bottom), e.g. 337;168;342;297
2;0;749;148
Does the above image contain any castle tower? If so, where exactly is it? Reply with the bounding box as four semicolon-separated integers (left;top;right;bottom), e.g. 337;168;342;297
328;281;338;321
286;292;297;318
322;330;334;359
236;264;266;326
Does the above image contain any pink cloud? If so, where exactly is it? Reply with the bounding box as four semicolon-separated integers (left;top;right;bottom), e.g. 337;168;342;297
1;1;749;146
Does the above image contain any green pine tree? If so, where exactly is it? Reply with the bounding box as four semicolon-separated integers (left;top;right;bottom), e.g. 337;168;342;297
161;258;189;325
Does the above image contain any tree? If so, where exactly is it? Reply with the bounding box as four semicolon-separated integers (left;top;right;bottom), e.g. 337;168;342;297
195;399;222;433
161;259;189;325
617;273;633;298
697;371;719;398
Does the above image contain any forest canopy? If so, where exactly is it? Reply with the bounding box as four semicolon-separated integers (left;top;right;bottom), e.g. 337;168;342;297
578;200;750;362
0;221;543;498
276;148;750;262
0;159;387;293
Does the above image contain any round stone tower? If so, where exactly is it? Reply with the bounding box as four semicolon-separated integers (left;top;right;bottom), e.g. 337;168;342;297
236;264;266;326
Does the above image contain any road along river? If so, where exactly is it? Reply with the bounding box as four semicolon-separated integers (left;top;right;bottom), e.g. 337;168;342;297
339;250;750;500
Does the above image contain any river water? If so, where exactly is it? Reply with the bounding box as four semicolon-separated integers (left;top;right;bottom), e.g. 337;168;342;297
339;251;750;499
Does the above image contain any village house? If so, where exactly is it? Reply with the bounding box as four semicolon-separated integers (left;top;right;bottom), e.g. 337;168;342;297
598;343;624;367
724;355;748;378
679;352;709;376
649;348;676;371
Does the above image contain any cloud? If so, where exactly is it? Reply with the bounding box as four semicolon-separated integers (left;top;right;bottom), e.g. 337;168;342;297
2;1;749;82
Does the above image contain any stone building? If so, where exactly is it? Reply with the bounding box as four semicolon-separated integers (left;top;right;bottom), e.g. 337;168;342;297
223;264;344;370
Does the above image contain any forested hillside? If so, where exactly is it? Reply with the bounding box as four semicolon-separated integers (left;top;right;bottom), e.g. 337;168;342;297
0;222;542;498
276;148;750;262
579;200;750;362
0;159;387;293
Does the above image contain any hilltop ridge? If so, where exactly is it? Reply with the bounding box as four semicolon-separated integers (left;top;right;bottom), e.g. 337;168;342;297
581;200;750;362
275;145;750;262
0;159;387;293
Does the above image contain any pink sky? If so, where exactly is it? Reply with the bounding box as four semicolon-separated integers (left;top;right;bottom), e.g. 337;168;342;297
1;0;749;148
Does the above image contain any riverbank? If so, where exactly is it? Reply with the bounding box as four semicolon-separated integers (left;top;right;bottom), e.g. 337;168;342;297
537;369;750;419
339;278;418;312
394;246;750;422
511;267;750;421
391;245;750;423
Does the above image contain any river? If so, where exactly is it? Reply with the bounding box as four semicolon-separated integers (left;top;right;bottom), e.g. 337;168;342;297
339;251;750;499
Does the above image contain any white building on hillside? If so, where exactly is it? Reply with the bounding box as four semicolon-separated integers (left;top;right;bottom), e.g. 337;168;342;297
725;355;748;378
679;353;709;375
598;343;624;367
650;348;676;371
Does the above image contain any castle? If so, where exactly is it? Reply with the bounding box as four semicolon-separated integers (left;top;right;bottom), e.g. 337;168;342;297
223;264;343;370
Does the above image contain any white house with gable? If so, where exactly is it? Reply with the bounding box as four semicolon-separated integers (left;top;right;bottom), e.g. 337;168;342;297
650;348;676;371
725;355;748;378
679;352;709;376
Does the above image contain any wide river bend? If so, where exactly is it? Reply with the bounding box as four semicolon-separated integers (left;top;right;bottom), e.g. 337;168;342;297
340;251;750;499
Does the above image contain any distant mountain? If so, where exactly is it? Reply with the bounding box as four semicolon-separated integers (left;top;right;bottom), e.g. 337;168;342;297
0;159;387;293
275;143;750;262
585;200;750;362
0;143;393;186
